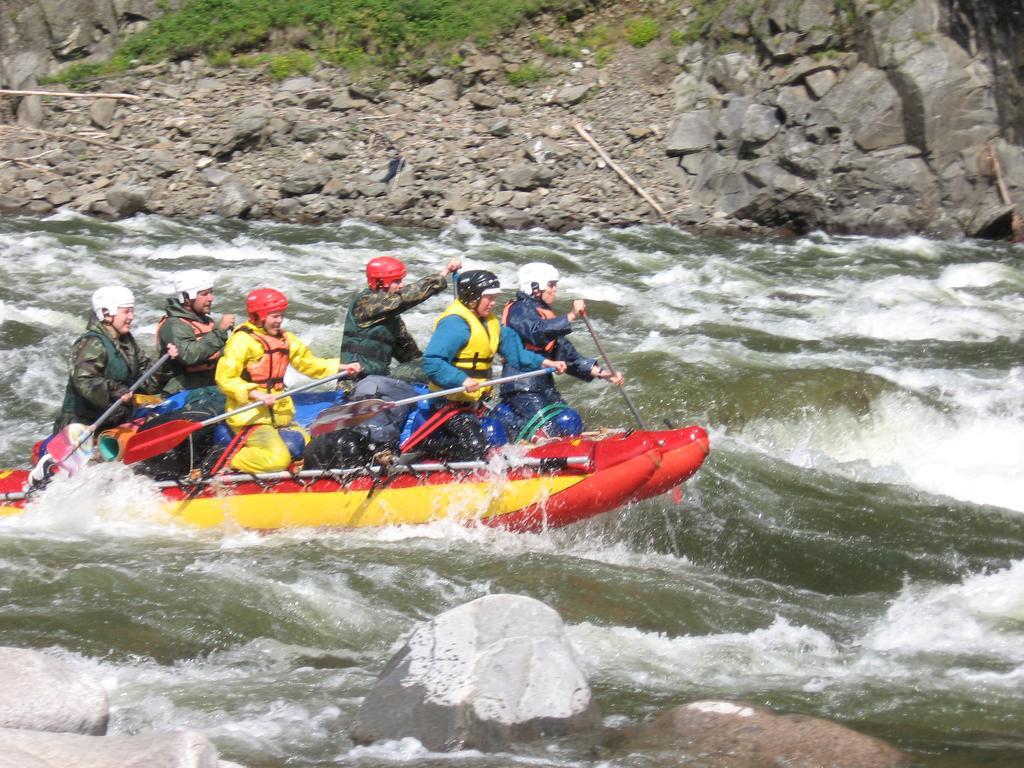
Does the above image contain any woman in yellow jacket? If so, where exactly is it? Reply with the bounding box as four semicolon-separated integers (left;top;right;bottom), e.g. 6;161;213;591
215;288;361;473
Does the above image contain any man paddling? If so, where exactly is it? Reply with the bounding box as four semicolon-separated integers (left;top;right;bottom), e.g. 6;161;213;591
54;286;178;434
340;254;461;383
215;288;361;474
497;262;623;440
157;269;235;396
417;270;565;461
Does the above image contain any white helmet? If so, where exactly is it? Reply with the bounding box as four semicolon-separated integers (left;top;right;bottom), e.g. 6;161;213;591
173;269;214;301
518;262;560;295
91;286;135;319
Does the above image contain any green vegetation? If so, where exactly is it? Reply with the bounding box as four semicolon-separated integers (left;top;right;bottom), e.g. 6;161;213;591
268;50;316;79
49;0;594;83
624;16;660;48
506;63;549;86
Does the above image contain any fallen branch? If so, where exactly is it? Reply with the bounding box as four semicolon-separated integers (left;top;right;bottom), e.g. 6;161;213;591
0;89;139;101
0;125;119;149
980;142;1013;207
573;121;668;220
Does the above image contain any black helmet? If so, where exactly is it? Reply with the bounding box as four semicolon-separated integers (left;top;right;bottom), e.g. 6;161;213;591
457;270;501;304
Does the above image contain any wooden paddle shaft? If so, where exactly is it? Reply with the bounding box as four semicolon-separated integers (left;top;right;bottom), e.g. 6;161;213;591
579;314;647;430
198;370;351;428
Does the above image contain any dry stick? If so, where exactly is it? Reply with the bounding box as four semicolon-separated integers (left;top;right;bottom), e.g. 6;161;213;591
985;142;1013;207
573;122;669;220
0;89;139;101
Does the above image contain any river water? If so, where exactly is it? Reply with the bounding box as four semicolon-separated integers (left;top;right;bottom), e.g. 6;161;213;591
0;213;1022;767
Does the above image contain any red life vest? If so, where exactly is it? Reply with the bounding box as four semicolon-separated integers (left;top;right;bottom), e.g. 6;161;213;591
238;326;290;391
501;300;557;354
155;316;222;373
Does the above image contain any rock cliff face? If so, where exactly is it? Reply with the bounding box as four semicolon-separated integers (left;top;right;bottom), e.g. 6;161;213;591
1;0;1021;238
664;0;1023;237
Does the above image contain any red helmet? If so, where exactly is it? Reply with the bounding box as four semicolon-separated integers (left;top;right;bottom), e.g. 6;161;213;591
366;255;406;290
246;288;288;322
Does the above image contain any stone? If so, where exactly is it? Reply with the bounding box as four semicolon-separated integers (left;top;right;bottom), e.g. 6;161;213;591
740;104;782;144
0;726;222;768
321;140;348;160
467;90;501;110
554;84;591;106
277;76;316;93
421;78;459;101
623;700;908;768
200;167;232;187
523;137;573;163
498;163;552;190
488;117;511;137
105;183;152;217
819;63;905;152
665;111;715;156
272;197;300;218
0;648;108;736
279;164;331;196
804;69;837;99
213;107;269;157
351;595;600;751
89;100;117;130
15;95;43;128
292;123;322;143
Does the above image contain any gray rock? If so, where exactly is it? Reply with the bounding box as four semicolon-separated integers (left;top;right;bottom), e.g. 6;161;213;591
329;91;368;111
200;167;233;187
213;108;269;157
467;90;501;110
498;163;552;190
524;137;573;163
105;183;152;217
16;95;43;128
740;104;781;144
706;51;759;94
352;594;599;751
280;164;331;196
0;648;108;736
0;727;222;768
359;182;387;198
488;117;511;137
272;197;300;218
292;123;322;143
277;76;316;93
422;78;459;101
0;194;29;213
819;63;905;152
320;139;348;160
804;68;837;99
665;111;715;156
624;700;907;768
89;100;117;130
554;84;591;106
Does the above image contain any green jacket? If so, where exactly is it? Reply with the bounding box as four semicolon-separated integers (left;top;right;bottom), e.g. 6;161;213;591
340;273;448;379
156;298;230;394
54;317;170;433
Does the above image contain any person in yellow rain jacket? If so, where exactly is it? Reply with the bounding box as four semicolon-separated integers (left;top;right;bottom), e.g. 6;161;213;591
215;287;361;473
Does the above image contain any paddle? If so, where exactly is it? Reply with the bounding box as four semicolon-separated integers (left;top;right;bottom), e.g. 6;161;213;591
119;370;351;465
26;352;172;487
309;367;556;436
579;313;648;430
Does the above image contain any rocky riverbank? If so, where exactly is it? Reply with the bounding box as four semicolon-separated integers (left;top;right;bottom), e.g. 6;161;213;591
1;0;1022;238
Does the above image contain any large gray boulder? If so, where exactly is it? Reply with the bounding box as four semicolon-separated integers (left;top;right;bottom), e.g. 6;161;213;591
621;700;908;768
351;594;600;751
0;649;108;736
0;727;223;768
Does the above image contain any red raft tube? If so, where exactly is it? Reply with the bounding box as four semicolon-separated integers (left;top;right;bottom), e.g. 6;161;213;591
0;428;709;532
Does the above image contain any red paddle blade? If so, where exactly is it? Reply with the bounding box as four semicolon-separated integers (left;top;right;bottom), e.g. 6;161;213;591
309;399;391;436
120;419;202;464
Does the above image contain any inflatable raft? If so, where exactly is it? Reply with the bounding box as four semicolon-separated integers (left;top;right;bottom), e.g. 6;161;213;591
0;426;709;532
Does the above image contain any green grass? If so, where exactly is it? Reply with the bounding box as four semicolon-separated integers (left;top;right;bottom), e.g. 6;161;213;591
624;16;660;48
49;0;597;83
506;63;548;86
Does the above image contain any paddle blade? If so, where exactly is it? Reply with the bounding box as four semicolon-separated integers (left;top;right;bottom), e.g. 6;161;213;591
120;420;202;464
309;399;391;436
